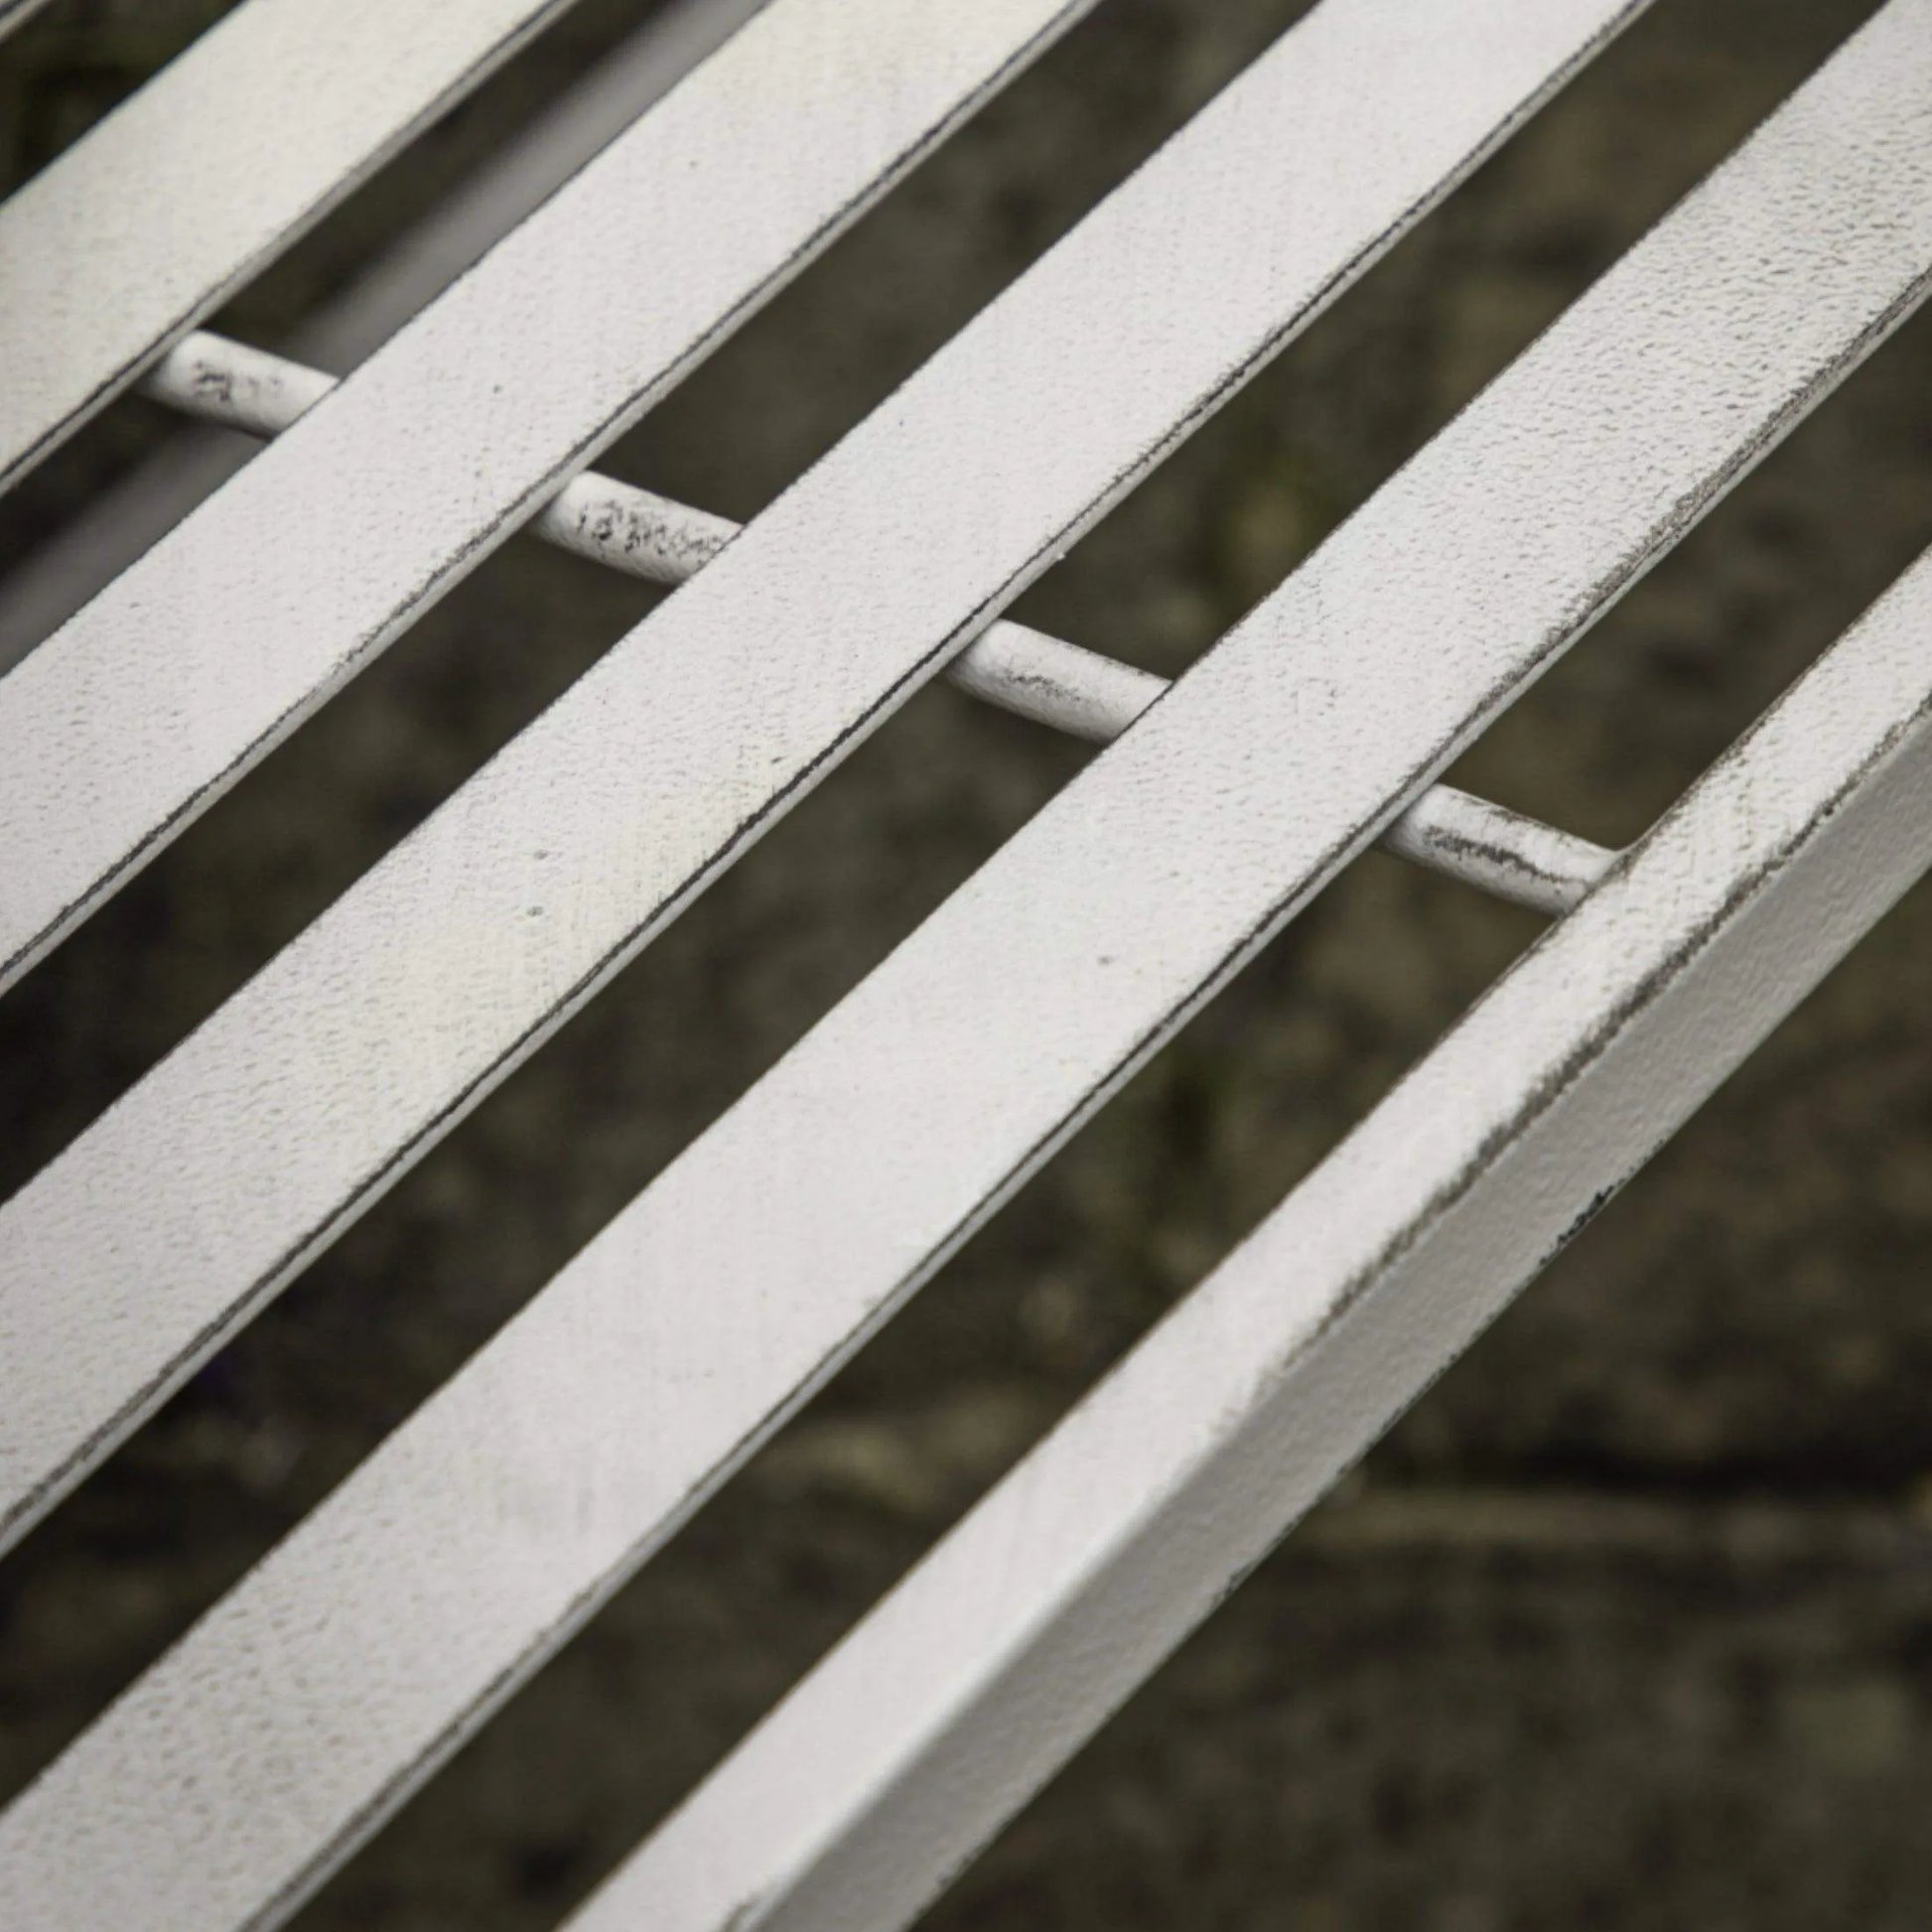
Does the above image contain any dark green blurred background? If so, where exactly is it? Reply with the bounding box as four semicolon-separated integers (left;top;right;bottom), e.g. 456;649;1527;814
2;0;1930;1924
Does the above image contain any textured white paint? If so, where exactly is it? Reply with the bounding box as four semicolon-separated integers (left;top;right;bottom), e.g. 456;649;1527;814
576;545;1932;1932
142;325;1614;910
0;0;579;487
0;7;1919;1928
0;0;1648;1560
0;0;1103;991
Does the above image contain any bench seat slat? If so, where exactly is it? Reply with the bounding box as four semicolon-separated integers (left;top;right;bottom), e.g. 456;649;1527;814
581;542;1932;1932
0;0;55;46
0;0;1103;995
0;0;1644;1558
3;9;1923;1929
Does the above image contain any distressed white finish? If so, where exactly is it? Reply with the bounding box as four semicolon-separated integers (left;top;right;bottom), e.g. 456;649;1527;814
0;0;580;488
577;546;1932;1932
0;0;1649;1557
138;333;339;443
140;326;1614;913
0;0;1104;991
2;9;1922;1927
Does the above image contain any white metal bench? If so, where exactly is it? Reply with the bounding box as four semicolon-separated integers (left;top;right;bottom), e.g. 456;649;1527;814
0;0;1928;1924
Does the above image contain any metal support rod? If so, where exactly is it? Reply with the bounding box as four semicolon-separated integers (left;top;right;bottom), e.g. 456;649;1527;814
140;328;1615;917
0;0;57;43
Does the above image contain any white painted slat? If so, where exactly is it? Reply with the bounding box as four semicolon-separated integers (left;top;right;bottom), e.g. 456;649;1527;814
138;324;1616;913
0;0;1102;993
1;10;1920;1929
0;0;1647;1557
0;0;55;45
0;0;582;489
1378;784;1610;915
576;544;1932;1932
0;0;774;671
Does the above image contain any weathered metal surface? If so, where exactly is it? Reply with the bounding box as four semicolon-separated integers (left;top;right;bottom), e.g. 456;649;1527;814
137;331;340;442
1378;784;1611;915
0;0;582;489
1;8;1920;1928
0;0;1647;1562
574;544;1932;1932
141;325;1615;913
0;0;1104;993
